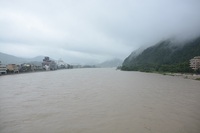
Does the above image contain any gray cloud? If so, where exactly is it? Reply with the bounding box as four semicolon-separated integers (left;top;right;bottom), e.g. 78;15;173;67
0;0;200;64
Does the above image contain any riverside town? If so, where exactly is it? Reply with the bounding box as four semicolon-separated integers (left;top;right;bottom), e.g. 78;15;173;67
0;56;73;75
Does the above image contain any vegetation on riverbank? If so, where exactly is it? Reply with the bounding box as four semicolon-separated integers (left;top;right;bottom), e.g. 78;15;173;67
121;36;200;74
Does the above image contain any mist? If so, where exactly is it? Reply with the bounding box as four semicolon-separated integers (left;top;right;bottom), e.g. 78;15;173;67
0;0;200;64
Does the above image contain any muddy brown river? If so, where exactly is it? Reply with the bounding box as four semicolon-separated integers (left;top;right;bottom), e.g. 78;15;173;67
0;68;200;133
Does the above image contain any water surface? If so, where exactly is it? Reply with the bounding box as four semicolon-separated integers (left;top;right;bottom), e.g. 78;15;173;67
0;68;200;133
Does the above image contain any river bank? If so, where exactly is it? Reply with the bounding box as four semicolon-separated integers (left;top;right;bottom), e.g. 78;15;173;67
161;72;200;80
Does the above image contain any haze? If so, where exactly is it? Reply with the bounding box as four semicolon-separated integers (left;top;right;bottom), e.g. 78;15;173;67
0;0;200;64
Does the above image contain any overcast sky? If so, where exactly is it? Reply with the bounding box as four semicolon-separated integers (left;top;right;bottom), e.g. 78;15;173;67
0;0;200;64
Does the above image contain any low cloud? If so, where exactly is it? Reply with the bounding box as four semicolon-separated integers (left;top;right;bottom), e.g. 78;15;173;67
0;0;200;64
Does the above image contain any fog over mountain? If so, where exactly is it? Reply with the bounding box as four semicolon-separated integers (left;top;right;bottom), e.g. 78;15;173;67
0;0;200;64
97;58;122;68
0;52;45;64
122;36;200;72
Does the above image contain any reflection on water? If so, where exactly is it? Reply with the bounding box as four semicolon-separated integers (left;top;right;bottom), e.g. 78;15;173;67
0;68;200;133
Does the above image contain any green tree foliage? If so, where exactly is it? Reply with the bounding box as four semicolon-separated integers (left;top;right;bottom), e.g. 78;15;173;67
122;37;200;73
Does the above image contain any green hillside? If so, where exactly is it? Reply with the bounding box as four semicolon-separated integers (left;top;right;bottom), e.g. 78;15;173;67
122;36;200;73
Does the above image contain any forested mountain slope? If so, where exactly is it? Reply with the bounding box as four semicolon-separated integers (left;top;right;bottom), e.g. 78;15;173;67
122;36;200;72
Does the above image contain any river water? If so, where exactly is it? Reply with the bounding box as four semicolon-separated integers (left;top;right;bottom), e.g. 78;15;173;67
0;68;200;133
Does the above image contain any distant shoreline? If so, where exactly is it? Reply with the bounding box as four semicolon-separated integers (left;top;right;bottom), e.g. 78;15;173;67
0;69;68;77
159;72;200;80
120;68;200;81
1;68;200;81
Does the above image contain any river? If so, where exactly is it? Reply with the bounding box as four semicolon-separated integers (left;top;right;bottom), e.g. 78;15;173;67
0;68;200;133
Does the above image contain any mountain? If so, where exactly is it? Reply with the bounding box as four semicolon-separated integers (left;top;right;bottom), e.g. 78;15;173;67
97;58;123;68
29;56;45;62
0;52;45;64
122;36;200;72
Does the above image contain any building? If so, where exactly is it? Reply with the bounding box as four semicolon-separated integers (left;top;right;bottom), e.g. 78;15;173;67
6;64;19;73
190;56;200;70
57;59;69;69
42;57;57;70
0;61;7;74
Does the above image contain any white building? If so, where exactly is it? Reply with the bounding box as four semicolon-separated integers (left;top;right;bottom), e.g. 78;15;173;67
190;56;200;70
0;61;7;74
